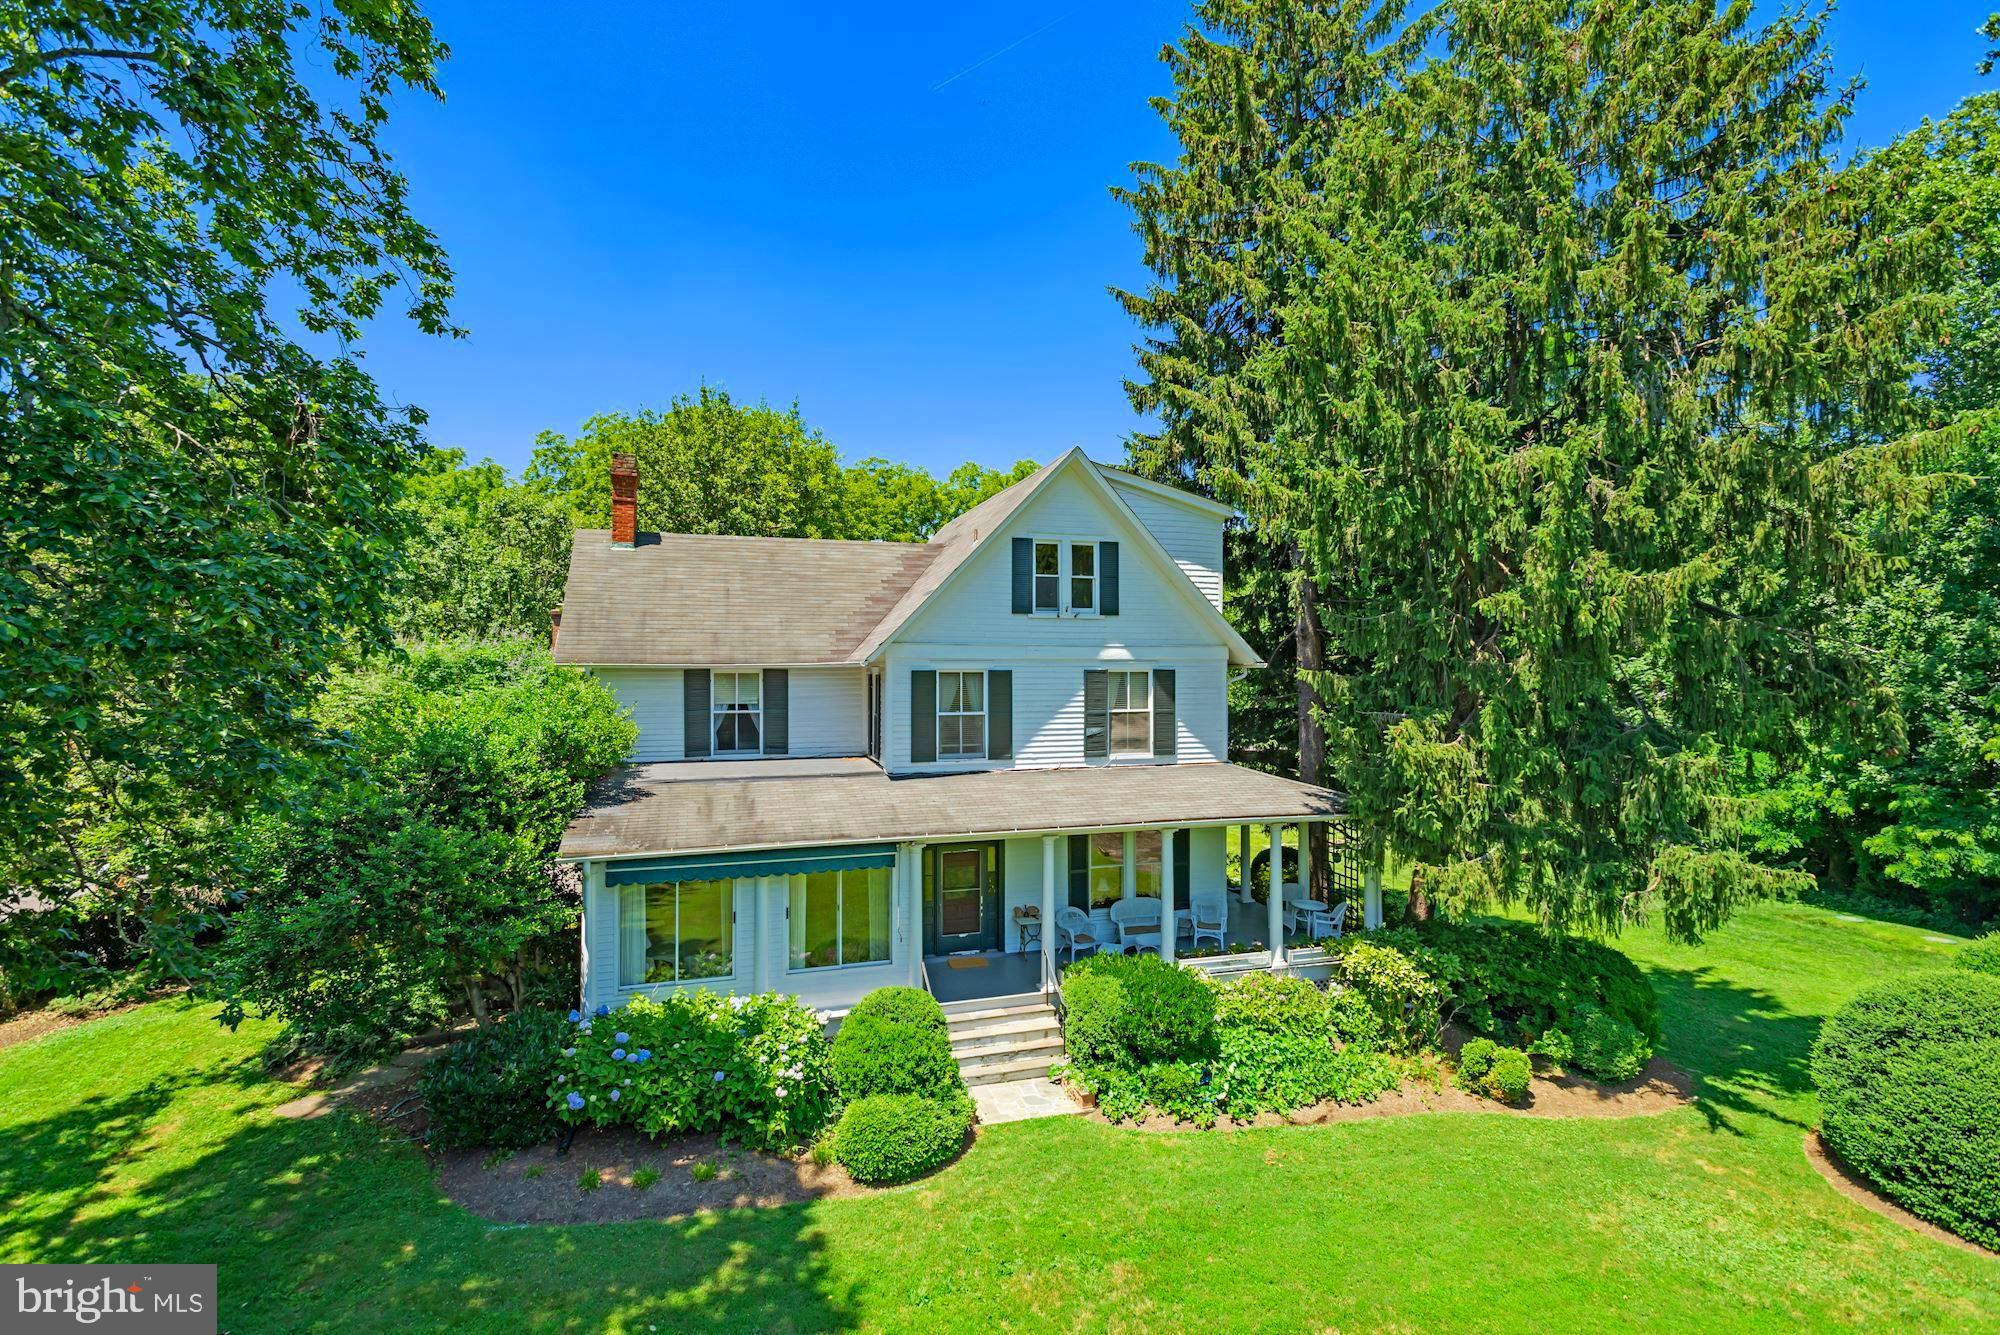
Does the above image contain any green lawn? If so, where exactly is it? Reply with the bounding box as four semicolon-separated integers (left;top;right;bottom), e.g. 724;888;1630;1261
2;901;1995;1332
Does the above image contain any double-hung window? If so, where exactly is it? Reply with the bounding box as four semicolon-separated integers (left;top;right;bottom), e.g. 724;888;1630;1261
713;671;762;754
1108;669;1152;757
1031;540;1099;615
789;867;892;970
938;670;986;759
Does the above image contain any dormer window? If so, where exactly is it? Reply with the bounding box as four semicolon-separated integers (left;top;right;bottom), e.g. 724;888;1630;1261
1027;539;1101;615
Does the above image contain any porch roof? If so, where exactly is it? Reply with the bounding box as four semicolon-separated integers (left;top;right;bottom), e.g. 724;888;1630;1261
556;758;1342;863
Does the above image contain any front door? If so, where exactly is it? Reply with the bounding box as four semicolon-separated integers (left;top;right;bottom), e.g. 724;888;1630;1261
928;843;1000;954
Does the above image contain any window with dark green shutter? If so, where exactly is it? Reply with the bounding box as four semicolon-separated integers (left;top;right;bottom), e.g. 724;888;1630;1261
762;668;789;755
987;670;1012;760
1152;668;1176;758
1011;538;1033;614
1099;541;1119;615
909;669;937;763
1067;834;1090;910
683;669;711;758
1082;669;1109;760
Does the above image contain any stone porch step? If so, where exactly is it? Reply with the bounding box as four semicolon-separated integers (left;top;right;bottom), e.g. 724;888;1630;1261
955;1035;1065;1070
949;1015;1061;1051
962;1052;1064;1087
941;996;1065;1089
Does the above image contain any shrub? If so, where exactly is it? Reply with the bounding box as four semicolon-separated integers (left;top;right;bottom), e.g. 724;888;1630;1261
1323;935;1450;1052
1419;919;1659;1045
1566;1004;1651;1082
421;1007;570;1150
1325;988;1386;1051
1210;1028;1396;1116
830;987;959;1103
1956;934;2000;978
1812;969;2000;1249
1456;1037;1532;1104
551;991;838;1151
834;1094;972;1185
1060;953;1216;1068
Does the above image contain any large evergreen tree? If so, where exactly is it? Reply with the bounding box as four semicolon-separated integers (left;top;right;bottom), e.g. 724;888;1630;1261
1123;0;1963;940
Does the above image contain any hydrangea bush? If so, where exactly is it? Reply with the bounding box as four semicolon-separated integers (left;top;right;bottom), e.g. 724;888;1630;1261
550;992;837;1151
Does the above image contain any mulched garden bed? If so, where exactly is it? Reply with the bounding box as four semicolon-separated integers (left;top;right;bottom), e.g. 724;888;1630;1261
438;1128;868;1225
1803;1131;1999;1259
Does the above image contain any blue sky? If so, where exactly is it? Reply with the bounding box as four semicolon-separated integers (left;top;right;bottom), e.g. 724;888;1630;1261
359;3;1998;477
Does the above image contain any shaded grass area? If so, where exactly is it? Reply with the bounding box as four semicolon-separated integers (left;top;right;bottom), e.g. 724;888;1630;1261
1;901;1995;1332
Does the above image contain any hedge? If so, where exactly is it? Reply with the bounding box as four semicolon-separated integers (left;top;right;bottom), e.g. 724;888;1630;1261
420;1008;569;1150
1060;953;1216;1068
1811;969;2000;1250
1956;934;2000;978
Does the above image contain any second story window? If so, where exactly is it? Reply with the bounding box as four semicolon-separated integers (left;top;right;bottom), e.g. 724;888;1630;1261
712;671;762;754
1108;669;1151;757
1033;541;1061;611
938;670;987;759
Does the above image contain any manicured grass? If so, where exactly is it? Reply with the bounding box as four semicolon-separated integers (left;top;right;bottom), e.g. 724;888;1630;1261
2;901;1995;1332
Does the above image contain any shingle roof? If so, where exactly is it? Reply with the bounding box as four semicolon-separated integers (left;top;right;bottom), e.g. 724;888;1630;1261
557;758;1342;862
551;532;937;665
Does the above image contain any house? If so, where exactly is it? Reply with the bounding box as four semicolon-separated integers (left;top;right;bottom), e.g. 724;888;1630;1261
553;448;1372;1041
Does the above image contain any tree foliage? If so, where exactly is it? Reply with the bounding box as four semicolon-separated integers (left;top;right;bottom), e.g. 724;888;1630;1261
217;640;634;1065
1120;0;1962;940
0;3;456;988
1746;93;2000;925
390;390;1037;641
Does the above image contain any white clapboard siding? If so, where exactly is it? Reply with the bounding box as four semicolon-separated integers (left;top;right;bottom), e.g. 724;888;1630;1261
1104;477;1226;613
590;666;865;762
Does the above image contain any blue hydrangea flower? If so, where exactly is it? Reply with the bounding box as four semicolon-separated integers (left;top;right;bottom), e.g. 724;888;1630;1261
568;1009;581;1023
566;1091;585;1111
614;1031;629;1044
609;1089;620;1102
612;1048;625;1060
637;1049;651;1062
626;1052;642;1064
595;1004;610;1017
713;1071;726;1083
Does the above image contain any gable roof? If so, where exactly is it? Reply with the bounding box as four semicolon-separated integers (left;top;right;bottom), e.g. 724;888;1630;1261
853;447;1263;667
552;532;936;666
552;449;1261;667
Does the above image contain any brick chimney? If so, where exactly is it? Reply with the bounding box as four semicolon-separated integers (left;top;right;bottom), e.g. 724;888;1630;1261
609;452;638;548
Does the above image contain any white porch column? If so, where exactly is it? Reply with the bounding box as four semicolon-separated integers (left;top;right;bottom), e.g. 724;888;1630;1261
1121;830;1137;901
1159;827;1178;965
1237;824;1254;903
1266;822;1287;968
1040;836;1058;993
1364;858;1384;931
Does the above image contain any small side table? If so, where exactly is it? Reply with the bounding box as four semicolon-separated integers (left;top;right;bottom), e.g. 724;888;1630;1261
1013;910;1043;955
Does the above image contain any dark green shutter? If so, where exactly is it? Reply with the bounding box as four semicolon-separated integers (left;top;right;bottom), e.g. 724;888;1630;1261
1083;669;1109;760
1011;538;1032;614
1100;542;1120;616
987;670;1012;760
910;669;937;763
1152;668;1176;758
762;668;788;755
1173;829;1191;902
683;668;711;758
1068;834;1090;911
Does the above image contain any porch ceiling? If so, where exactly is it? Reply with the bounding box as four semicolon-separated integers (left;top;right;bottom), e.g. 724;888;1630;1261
557;758;1342;862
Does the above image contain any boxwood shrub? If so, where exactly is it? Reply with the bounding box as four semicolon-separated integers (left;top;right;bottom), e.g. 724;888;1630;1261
1456;1037;1532;1104
830;986;959;1103
1060;953;1216;1068
420;1007;569;1150
1811;969;2000;1250
1531;1002;1651;1083
834;1093;972;1185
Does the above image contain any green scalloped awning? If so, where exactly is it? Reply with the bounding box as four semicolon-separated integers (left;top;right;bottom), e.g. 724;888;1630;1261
602;843;897;887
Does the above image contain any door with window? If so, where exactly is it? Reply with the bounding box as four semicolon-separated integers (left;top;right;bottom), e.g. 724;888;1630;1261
925;843;1001;954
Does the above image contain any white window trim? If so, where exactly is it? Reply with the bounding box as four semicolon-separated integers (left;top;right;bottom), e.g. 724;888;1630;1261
936;668;988;761
1028;536;1100;617
712;670;763;756
621;878;738;989
1107;666;1154;760
786;868;895;974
